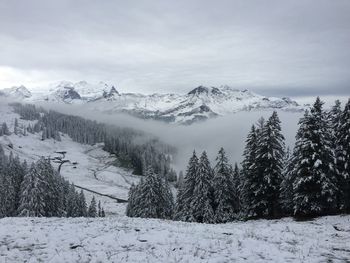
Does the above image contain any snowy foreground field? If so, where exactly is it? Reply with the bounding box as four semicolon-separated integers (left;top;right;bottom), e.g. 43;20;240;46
1;215;349;262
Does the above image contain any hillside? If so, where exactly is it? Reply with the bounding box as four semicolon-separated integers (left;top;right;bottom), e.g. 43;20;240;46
0;102;139;215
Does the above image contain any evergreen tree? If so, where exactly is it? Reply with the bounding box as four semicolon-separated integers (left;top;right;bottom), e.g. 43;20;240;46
212;148;237;223
1;122;10;136
98;200;102;217
137;166;161;218
292;98;339;218
174;151;198;222
255;111;285;218
280;147;295;216
335;99;350;212
190;151;215;223
159;177;174;219
126;183;137;217
0;164;16;217
88;196;97;217
14;118;18;135
40;159;61;217
233;163;242;212
66;183;79;217
18;160;47;217
77;190;87;217
126;166;174;219
7;155;26;213
241;125;261;218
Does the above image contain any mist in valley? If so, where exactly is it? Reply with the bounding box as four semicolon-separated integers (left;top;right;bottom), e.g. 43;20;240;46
27;100;304;172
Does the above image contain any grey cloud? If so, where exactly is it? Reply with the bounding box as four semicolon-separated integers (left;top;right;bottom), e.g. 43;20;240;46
0;0;350;96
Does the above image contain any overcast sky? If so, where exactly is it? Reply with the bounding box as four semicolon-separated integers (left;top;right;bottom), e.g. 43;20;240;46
0;0;349;96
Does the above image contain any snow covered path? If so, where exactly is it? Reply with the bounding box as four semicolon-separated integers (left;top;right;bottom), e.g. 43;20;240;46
1;215;349;262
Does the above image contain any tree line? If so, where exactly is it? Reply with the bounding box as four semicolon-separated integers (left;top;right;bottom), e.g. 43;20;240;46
0;146;105;218
10;103;177;181
127;97;350;222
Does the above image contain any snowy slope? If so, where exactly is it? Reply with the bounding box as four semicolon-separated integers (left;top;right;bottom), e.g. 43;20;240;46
0;215;349;262
0;81;302;124
0;103;139;215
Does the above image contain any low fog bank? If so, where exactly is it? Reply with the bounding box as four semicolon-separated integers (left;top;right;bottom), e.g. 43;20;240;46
27;101;303;172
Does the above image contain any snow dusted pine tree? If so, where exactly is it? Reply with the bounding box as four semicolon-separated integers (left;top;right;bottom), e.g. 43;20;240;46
78;190;87;217
174;151;199;222
88;196;97;217
292;98;339;218
280;147;295;216
66;183;79;217
190;151;215;223
0;122;10;136
255;111;285;218
212;148;237;223
241;125;261;218
126;183;138;217
335;99;350;212
42;159;61;217
7;154;26;213
18;160;47;217
14;118;19;135
0;162;16;217
159;177;174;219
138;166;160;218
126;165;174;219
233;163;242;212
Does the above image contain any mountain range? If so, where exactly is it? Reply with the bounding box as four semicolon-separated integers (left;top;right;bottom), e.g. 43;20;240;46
0;81;302;124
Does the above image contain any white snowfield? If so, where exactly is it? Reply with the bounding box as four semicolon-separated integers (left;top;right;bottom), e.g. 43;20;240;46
0;215;349;262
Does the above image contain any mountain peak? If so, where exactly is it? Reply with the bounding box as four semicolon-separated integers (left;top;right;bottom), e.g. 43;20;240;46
1;85;32;98
188;86;210;95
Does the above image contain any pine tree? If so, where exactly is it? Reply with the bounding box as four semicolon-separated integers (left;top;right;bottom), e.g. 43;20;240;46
66;183;79;217
77;190;87;217
1;122;10;136
280;147;295;216
40;159;61;217
7;155;26;213
241;125;261;218
212;148;237;223
98;200;102;217
174;151;199;222
190;151;215;223
14;118;18;135
159;177;174;219
137;166;161;218
335;99;350;212
292;98;339;218
126;166;174;219
255;111;285;218
0;164;16;217
233;163;242;213
88;196;97;217
18;160;47;217
126;183;137;217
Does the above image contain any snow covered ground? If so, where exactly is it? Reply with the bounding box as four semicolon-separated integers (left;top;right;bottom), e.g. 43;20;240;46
0;215;349;262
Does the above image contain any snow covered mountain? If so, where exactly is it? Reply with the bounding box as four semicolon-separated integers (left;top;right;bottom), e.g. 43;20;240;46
0;85;32;99
0;81;302;124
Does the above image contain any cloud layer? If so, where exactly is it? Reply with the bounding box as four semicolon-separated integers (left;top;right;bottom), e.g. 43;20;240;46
0;0;350;95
